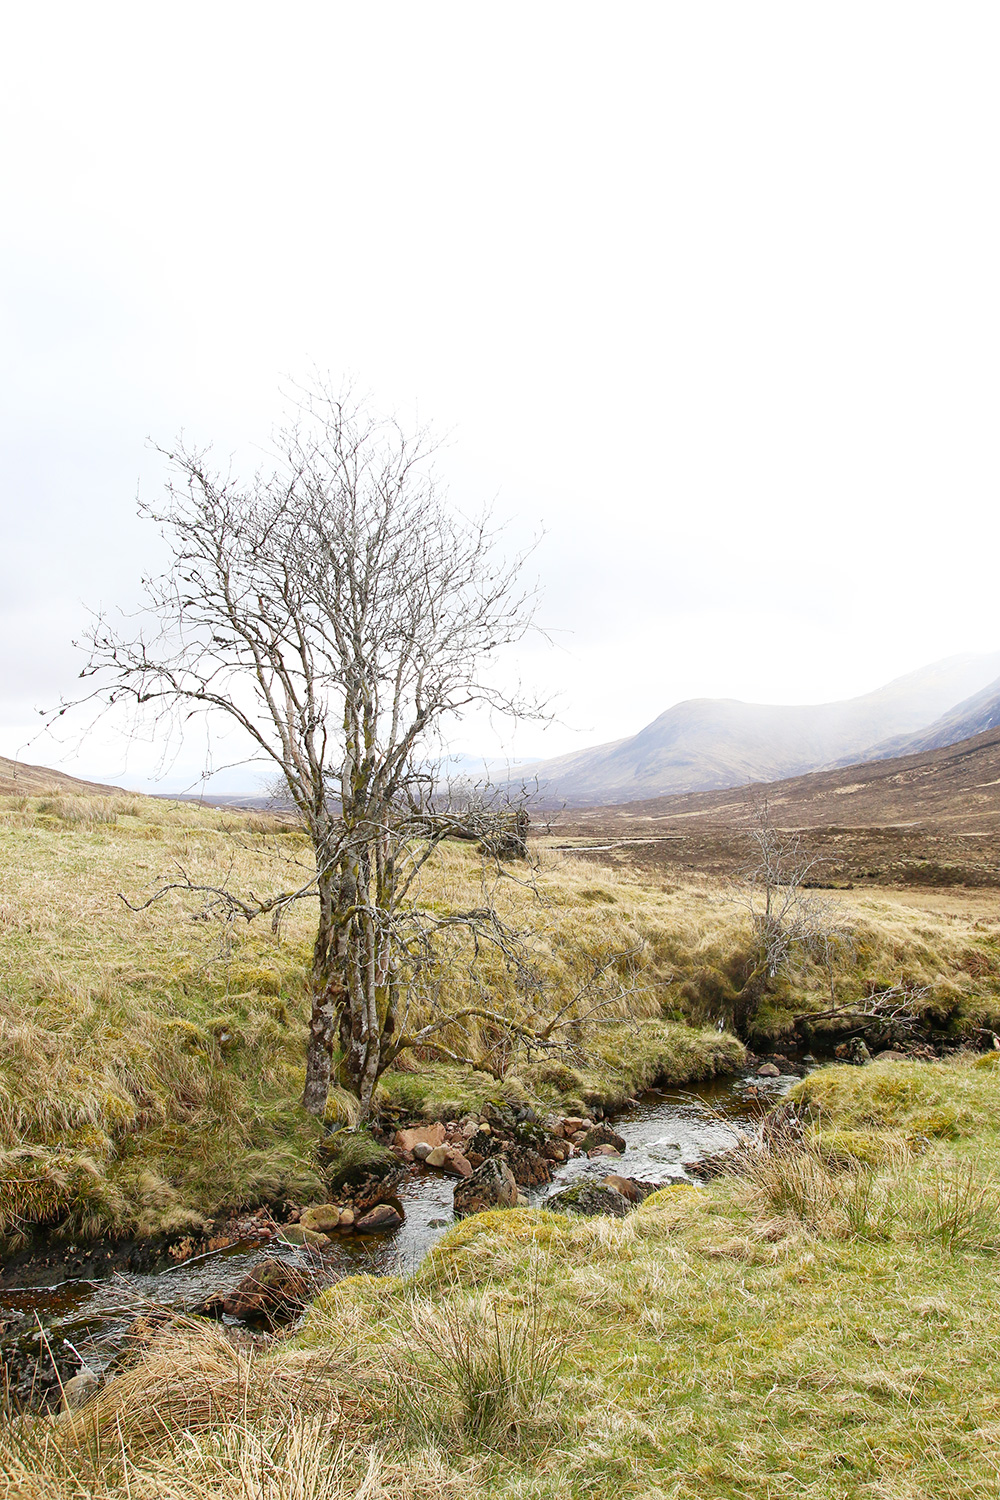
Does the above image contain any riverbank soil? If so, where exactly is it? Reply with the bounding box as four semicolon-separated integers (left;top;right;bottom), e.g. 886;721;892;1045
8;1053;1000;1497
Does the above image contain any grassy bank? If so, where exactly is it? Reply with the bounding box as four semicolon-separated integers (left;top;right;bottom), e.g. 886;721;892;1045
2;790;997;1249
8;1052;1000;1497
0;795;746;1250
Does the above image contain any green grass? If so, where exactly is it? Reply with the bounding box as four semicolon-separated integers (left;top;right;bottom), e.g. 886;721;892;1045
0;795;746;1247
9;1039;1000;1493
3;786;998;1252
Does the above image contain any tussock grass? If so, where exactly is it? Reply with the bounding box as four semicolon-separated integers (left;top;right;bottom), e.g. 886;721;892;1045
0;795;742;1244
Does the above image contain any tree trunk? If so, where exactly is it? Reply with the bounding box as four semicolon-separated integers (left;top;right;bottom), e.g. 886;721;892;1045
302;883;340;1116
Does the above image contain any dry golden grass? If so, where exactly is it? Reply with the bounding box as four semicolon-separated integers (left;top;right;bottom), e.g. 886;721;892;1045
1;789;997;1247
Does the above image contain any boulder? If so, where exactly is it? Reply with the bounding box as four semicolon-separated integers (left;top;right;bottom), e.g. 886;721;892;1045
217;1259;311;1324
453;1157;519;1216
425;1145;474;1177
544;1138;572;1162
580;1122;627;1153
546;1181;633;1218
393;1122;446;1154
62;1367;100;1411
338;1207;355;1228
589;1143;621;1157
299;1203;343;1233
355;1202;404;1233
278;1224;330;1248
756;1063;780;1078
561;1116;588;1134
601;1174;641;1202
354;1167;408;1213
413;1141;434;1161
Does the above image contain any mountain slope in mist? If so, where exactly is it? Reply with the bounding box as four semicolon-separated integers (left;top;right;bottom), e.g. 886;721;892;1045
527;652;1000;806
862;676;1000;761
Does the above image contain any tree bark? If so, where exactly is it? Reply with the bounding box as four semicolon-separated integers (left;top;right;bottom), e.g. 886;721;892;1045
302;880;341;1115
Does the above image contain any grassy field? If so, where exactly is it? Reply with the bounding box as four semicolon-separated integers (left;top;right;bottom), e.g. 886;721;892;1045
7;1052;1000;1497
1;791;998;1250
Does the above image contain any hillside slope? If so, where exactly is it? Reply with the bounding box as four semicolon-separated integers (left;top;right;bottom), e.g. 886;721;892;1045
863;676;1000;761
565;726;1000;834
550;728;1000;891
0;755;123;796
527;652;1000;806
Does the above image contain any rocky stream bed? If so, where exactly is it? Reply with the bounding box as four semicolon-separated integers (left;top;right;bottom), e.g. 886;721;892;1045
1;1054;815;1409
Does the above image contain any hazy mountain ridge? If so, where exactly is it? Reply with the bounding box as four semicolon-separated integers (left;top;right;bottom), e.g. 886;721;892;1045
526;651;1000;806
861;676;1000;762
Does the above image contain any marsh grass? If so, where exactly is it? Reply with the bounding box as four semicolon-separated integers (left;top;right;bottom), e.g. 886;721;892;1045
389;1272;569;1451
912;1160;1000;1253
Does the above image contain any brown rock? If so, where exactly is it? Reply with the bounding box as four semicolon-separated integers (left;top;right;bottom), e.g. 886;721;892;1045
561;1116;587;1134
544;1138;572;1162
756;1063;781;1077
589;1143;621;1157
601;1174;641;1202
354;1168;408;1213
338;1207;355;1228
62;1368;100;1411
581;1122;627;1153
355;1202;404;1233
425;1145;474;1177
453;1157;518;1216
218;1259;311;1324
393;1122;446;1154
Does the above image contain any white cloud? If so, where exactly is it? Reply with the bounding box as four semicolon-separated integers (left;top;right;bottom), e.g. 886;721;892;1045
2;2;998;789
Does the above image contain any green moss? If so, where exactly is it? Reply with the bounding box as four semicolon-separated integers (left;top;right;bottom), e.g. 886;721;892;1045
810;1126;898;1168
790;1058;982;1140
317;1129;396;1189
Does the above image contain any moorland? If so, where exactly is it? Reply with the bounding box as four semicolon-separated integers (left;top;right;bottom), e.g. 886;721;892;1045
2;748;1000;1498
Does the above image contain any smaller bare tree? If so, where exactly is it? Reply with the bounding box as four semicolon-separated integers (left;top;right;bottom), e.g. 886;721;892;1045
728;795;853;1030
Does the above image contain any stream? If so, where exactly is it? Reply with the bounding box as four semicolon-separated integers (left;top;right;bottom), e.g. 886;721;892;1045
0;1062;807;1390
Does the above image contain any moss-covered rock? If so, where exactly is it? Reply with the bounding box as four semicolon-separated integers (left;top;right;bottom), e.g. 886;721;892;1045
545;1179;633;1218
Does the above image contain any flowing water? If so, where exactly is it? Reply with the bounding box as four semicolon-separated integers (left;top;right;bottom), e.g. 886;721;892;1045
0;1061;807;1388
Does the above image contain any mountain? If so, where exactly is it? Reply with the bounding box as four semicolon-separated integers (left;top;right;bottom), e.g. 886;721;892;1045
0;756;124;797
549;726;1000;889
862;676;1000;761
525;651;1000;806
562;725;1000;836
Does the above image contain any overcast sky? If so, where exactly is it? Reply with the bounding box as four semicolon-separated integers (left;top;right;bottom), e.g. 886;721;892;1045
2;2;998;792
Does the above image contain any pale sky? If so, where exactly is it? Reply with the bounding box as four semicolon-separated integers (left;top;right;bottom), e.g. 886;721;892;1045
2;2;998;792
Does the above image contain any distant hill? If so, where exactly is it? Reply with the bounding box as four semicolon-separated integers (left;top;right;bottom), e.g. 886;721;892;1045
862;677;1000;762
526;652;1000;806
551;727;1000;890
0;756;124;797
562;726;1000;835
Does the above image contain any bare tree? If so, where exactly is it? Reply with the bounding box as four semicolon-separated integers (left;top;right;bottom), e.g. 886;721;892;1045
728;795;853;1030
76;386;557;1119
